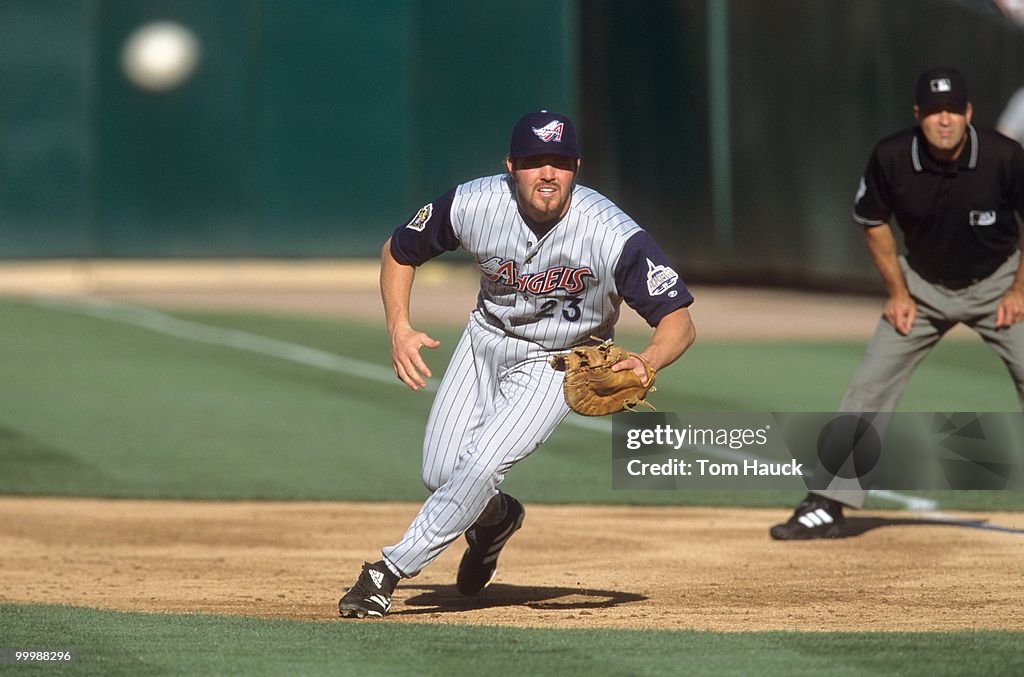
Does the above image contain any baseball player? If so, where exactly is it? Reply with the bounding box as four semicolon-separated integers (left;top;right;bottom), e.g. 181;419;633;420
771;67;1024;540
338;110;696;618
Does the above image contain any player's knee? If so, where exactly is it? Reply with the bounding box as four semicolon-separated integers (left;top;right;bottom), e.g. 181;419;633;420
420;441;457;492
420;464;449;493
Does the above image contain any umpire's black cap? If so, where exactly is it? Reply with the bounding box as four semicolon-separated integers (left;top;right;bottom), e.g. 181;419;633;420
915;67;969;117
509;111;580;160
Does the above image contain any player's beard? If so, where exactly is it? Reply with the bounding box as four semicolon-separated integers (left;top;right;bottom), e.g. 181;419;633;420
521;183;570;227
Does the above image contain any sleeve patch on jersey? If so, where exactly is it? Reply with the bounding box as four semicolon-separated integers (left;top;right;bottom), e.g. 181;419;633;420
855;177;867;204
646;258;679;296
405;203;433;231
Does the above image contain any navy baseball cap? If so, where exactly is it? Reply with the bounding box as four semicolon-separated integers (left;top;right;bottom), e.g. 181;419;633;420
509;110;580;159
915;67;969;117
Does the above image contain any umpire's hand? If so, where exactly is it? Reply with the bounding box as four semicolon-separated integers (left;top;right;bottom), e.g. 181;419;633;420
884;293;916;336
997;286;1024;328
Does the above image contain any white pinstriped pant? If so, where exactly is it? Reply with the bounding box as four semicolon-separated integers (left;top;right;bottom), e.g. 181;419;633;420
382;311;570;577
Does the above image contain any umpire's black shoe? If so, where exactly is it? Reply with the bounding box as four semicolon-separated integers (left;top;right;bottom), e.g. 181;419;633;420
769;494;846;540
339;560;399;619
456;494;525;596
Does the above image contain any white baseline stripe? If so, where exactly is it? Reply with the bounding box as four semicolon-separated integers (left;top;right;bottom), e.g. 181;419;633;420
554;414;938;511
38;296;399;385
40;296;937;512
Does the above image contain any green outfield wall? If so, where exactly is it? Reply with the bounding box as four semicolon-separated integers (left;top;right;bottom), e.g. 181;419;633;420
0;0;576;258
2;0;1023;289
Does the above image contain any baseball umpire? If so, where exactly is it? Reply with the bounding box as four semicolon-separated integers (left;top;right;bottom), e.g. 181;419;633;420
338;110;696;617
771;67;1024;539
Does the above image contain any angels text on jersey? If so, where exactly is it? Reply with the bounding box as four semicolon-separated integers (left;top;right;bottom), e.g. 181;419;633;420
391;174;693;348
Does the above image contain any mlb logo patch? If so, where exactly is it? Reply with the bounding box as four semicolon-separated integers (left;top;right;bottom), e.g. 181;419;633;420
930;78;952;93
969;210;996;227
532;120;564;143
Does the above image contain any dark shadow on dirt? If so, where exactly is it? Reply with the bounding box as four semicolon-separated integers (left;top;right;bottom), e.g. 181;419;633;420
395;583;647;616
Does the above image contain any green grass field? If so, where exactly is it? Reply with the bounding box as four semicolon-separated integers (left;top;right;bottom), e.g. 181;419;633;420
1;296;1021;675
3;603;1023;677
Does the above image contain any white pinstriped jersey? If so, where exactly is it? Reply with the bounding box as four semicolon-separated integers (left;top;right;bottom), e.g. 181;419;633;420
380;172;693;578
391;174;692;351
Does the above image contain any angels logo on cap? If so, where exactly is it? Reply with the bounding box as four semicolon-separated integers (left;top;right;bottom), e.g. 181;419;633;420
532;120;564;143
509;110;580;159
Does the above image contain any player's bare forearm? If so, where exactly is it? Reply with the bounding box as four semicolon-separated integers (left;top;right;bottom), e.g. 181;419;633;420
610;307;695;385
639;307;696;371
864;224;916;334
379;238;440;390
380;238;417;334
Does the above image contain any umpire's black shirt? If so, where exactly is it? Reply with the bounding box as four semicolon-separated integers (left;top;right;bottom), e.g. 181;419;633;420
853;124;1024;282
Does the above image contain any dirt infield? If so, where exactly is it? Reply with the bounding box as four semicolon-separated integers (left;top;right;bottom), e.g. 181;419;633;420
1;497;1022;631
0;260;1008;631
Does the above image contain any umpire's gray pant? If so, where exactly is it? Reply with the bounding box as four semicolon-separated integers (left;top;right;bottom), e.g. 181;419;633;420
815;251;1024;508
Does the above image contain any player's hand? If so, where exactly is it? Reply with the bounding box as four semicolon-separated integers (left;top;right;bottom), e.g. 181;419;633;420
996;286;1024;328
390;325;440;391
883;293;916;336
611;353;654;386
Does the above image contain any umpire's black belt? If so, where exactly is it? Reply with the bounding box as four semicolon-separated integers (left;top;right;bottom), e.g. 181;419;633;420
914;270;984;290
909;261;990;290
930;275;983;290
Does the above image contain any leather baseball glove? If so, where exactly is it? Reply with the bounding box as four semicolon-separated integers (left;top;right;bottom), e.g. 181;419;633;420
549;339;656;416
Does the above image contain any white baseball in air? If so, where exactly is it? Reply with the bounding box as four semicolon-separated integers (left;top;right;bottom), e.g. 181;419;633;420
121;21;201;91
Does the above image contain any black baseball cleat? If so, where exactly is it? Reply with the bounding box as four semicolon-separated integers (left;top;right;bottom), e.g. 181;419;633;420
456;493;525;596
770;494;846;540
339;560;399;619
